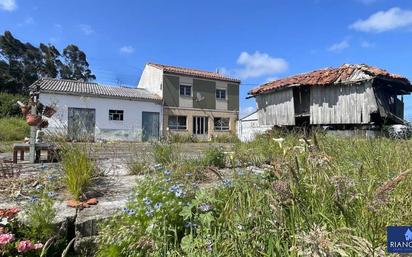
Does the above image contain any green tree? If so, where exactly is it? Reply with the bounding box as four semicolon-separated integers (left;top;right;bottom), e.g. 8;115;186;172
60;44;96;82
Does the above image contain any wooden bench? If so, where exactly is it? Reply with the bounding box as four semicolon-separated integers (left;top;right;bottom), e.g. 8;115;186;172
12;143;57;163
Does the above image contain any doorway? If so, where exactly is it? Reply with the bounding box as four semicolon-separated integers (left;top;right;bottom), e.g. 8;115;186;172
68;107;96;142
142;112;160;142
193;116;208;135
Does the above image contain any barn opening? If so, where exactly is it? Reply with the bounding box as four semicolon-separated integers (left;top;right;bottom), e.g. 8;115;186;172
293;86;310;126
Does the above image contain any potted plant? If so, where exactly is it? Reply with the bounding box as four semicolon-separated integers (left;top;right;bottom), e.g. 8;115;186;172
26;114;42;126
43;105;56;118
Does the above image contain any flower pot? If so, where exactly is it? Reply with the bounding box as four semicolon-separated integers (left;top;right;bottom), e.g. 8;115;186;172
43;106;56;118
38;119;49;129
26;114;42;126
20;106;29;116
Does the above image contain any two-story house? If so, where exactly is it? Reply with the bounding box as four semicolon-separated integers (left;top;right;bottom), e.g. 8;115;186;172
138;63;240;139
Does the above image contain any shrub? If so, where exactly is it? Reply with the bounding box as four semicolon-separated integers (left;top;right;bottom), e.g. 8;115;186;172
24;191;56;242
167;133;198;143
0;117;30;141
152;142;178;166
61;145;94;200
97;165;197;256
210;133;240;143
0;92;25;117
202;146;225;168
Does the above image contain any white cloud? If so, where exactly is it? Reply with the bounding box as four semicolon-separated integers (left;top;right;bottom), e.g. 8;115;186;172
120;46;135;54
350;7;412;33
78;24;94;35
327;40;350;53
235;51;288;79
0;0;17;11
361;40;375;48
240;106;256;118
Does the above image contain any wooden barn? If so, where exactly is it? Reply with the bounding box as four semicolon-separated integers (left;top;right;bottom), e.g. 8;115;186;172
248;64;412;128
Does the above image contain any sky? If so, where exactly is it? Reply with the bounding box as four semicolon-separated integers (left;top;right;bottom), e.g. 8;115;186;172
1;0;412;118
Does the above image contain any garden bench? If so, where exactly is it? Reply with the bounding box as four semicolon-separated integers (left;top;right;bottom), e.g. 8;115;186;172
12;143;58;163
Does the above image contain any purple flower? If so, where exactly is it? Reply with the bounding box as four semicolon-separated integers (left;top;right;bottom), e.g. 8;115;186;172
164;178;172;183
198;203;212;212
29;196;38;203
185;172;193;177
47;192;57;198
164;169;171;175
222;179;232;188
184;222;198;229
154;202;162;209
143;197;152;206
145;208;154;217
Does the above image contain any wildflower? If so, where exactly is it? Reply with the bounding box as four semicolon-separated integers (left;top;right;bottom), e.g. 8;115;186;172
143;197;152;206
222;179;232;188
206;240;213;252
17;240;34;253
47;192;57;198
34;243;43;249
198;203;212;212
145;208;154;217
29;196;38;203
0;233;14;245
191;182;199;188
272;180;293;204
273;137;285;148
0;218;8;226
185;172;193;177
127;209;136;215
174;188;184;198
184;222;198;229
153;164;163;170
154;202;162;209
164;169;171;175
169;184;180;193
122;207;130;213
35;184;43;190
47;174;57;181
164;178;172;183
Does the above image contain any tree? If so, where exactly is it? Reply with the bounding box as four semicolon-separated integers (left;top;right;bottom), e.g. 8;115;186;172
60;44;96;82
0;31;96;95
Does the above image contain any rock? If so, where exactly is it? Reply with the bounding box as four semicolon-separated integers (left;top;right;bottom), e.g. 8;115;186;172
74;235;98;257
86;198;98;205
67;199;80;208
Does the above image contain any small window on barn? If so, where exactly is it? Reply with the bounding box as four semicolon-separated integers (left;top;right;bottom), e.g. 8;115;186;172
214;117;230;131
168;115;187;130
180;85;192;97
216;89;226;100
109;110;124;121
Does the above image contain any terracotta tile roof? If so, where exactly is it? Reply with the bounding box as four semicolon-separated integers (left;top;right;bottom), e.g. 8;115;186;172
148;63;241;83
32;78;161;101
250;64;411;96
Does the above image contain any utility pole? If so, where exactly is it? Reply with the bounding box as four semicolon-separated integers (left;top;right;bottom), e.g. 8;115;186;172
29;91;38;163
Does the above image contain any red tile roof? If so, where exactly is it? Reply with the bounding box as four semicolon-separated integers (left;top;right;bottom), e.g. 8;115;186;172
148;63;240;83
249;64;411;96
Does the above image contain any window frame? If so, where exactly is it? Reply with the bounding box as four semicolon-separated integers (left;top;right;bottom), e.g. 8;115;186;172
109;109;124;121
168;115;187;130
179;84;192;97
216;89;227;100
214;117;230;131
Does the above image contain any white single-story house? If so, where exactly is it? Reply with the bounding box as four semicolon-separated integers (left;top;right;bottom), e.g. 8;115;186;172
33;78;163;142
237;111;271;142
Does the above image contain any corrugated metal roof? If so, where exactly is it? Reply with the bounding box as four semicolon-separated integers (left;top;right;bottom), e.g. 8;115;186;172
148;63;241;83
250;64;412;96
33;78;161;101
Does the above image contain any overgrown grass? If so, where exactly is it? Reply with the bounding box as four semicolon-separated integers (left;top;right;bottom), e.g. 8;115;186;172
0;117;29;141
97;133;412;256
61;145;95;200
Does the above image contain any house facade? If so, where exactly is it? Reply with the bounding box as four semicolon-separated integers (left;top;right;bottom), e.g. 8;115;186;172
138;63;240;139
35;78;163;142
248;64;412;129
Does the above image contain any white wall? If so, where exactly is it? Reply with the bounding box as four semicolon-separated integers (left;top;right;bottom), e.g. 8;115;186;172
39;93;163;141
237;112;271;142
137;64;164;97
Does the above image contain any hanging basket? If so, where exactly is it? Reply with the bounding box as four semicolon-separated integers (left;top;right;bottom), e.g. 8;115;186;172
26;114;42;126
38;119;49;129
43;106;56;118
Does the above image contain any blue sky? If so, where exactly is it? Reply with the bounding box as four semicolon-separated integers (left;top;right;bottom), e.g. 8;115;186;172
1;0;412;118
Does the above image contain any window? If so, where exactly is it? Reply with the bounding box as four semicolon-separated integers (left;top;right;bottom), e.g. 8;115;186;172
180;85;192;97
168;115;187;130
216;89;226;100
109;110;124;121
214;117;229;131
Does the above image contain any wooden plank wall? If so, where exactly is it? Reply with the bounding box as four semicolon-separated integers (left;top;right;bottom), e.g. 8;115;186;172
310;81;378;124
256;88;295;126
